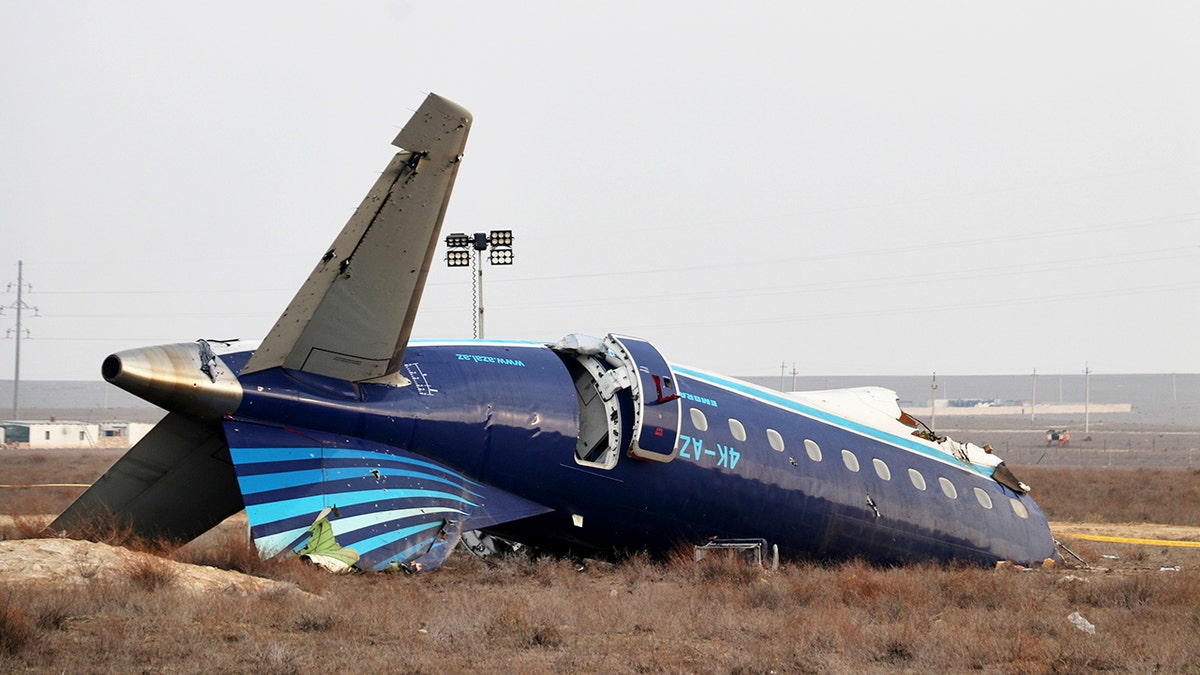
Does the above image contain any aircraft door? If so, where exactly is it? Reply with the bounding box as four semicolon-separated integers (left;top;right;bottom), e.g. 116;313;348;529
605;334;681;462
553;333;681;467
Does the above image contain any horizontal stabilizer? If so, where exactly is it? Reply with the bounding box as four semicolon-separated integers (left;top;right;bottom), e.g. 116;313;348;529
51;412;244;544
241;93;472;383
223;420;551;572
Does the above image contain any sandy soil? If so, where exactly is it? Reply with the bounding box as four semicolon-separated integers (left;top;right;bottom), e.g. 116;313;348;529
0;537;316;599
1051;521;1200;572
1052;521;1200;542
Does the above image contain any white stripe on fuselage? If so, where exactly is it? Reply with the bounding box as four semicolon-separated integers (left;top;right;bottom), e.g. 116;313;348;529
403;339;990;479
671;364;992;479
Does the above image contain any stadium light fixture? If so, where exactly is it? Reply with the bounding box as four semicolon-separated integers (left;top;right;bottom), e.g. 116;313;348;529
443;230;516;338
445;233;472;249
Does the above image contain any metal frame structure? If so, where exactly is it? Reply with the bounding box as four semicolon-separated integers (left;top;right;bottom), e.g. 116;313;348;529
444;230;514;338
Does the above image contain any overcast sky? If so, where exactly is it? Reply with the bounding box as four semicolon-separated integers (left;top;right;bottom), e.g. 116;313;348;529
2;1;1197;382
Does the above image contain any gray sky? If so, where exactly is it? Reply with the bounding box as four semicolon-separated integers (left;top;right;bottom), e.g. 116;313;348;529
2;1;1198;381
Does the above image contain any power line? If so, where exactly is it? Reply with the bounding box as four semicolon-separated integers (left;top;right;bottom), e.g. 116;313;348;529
485;245;1200;313
624;279;1200;332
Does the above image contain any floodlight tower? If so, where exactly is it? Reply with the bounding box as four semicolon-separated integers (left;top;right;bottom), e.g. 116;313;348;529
444;230;514;339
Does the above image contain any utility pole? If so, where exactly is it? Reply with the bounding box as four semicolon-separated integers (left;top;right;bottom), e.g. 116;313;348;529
1084;363;1091;434
1031;368;1037;423
780;362;786;391
930;371;938;433
3;261;38;420
790;363;799;391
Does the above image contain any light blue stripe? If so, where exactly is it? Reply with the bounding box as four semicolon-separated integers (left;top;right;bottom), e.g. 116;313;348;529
229;446;320;463
236;468;324;494
376;539;443;569
244;487;478;529
251;506;467;558
332;506;466;541
228;445;486;494
254;528;308;557
673;365;991;478
351;521;445;560
320;447;483;487
236;465;480;498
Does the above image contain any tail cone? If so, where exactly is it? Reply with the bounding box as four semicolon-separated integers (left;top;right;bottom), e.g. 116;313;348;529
103;341;242;419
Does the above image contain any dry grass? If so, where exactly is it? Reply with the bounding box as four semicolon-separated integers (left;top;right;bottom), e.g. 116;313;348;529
0;593;36;656
1;521;1197;674
122;552;180;591
3;448;1200;672
0;450;109;517
8;541;1199;673
1019;465;1200;524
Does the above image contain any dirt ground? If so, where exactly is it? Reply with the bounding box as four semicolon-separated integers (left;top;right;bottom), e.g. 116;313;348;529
1050;522;1200;573
5;444;1200;672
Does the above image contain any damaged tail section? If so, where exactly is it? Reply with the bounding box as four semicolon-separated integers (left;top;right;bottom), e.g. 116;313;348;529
297;507;360;573
241;94;472;383
223;420;551;572
54;94;489;571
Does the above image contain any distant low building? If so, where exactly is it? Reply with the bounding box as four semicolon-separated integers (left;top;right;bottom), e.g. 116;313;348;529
97;421;153;447
1;420;101;448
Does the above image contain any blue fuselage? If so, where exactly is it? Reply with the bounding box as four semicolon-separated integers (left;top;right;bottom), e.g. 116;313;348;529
223;340;1056;566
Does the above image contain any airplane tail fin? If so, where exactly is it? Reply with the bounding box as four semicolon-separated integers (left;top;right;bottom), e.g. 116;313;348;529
53;95;470;549
241;93;472;383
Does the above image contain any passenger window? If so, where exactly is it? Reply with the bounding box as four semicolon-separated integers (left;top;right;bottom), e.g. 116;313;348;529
1010;498;1029;519
689;408;708;432
766;428;785;452
938;477;958;499
974;487;993;509
804;439;822;462
728;418;747;442
908;468;927;491
841;449;860;472
872;458;891;481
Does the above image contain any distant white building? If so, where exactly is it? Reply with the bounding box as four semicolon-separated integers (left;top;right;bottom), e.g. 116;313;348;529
1;420;101;448
97;422;153;447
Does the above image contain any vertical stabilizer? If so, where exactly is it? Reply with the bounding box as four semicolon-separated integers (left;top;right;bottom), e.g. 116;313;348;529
242;94;472;382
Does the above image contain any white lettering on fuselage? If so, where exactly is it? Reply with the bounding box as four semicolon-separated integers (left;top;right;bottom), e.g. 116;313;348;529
455;353;526;367
680;392;718;407
678;433;740;470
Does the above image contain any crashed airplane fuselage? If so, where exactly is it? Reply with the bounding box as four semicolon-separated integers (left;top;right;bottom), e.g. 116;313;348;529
53;94;1058;572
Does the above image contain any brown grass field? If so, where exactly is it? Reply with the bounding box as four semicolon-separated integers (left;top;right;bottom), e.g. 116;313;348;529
3;449;1200;673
